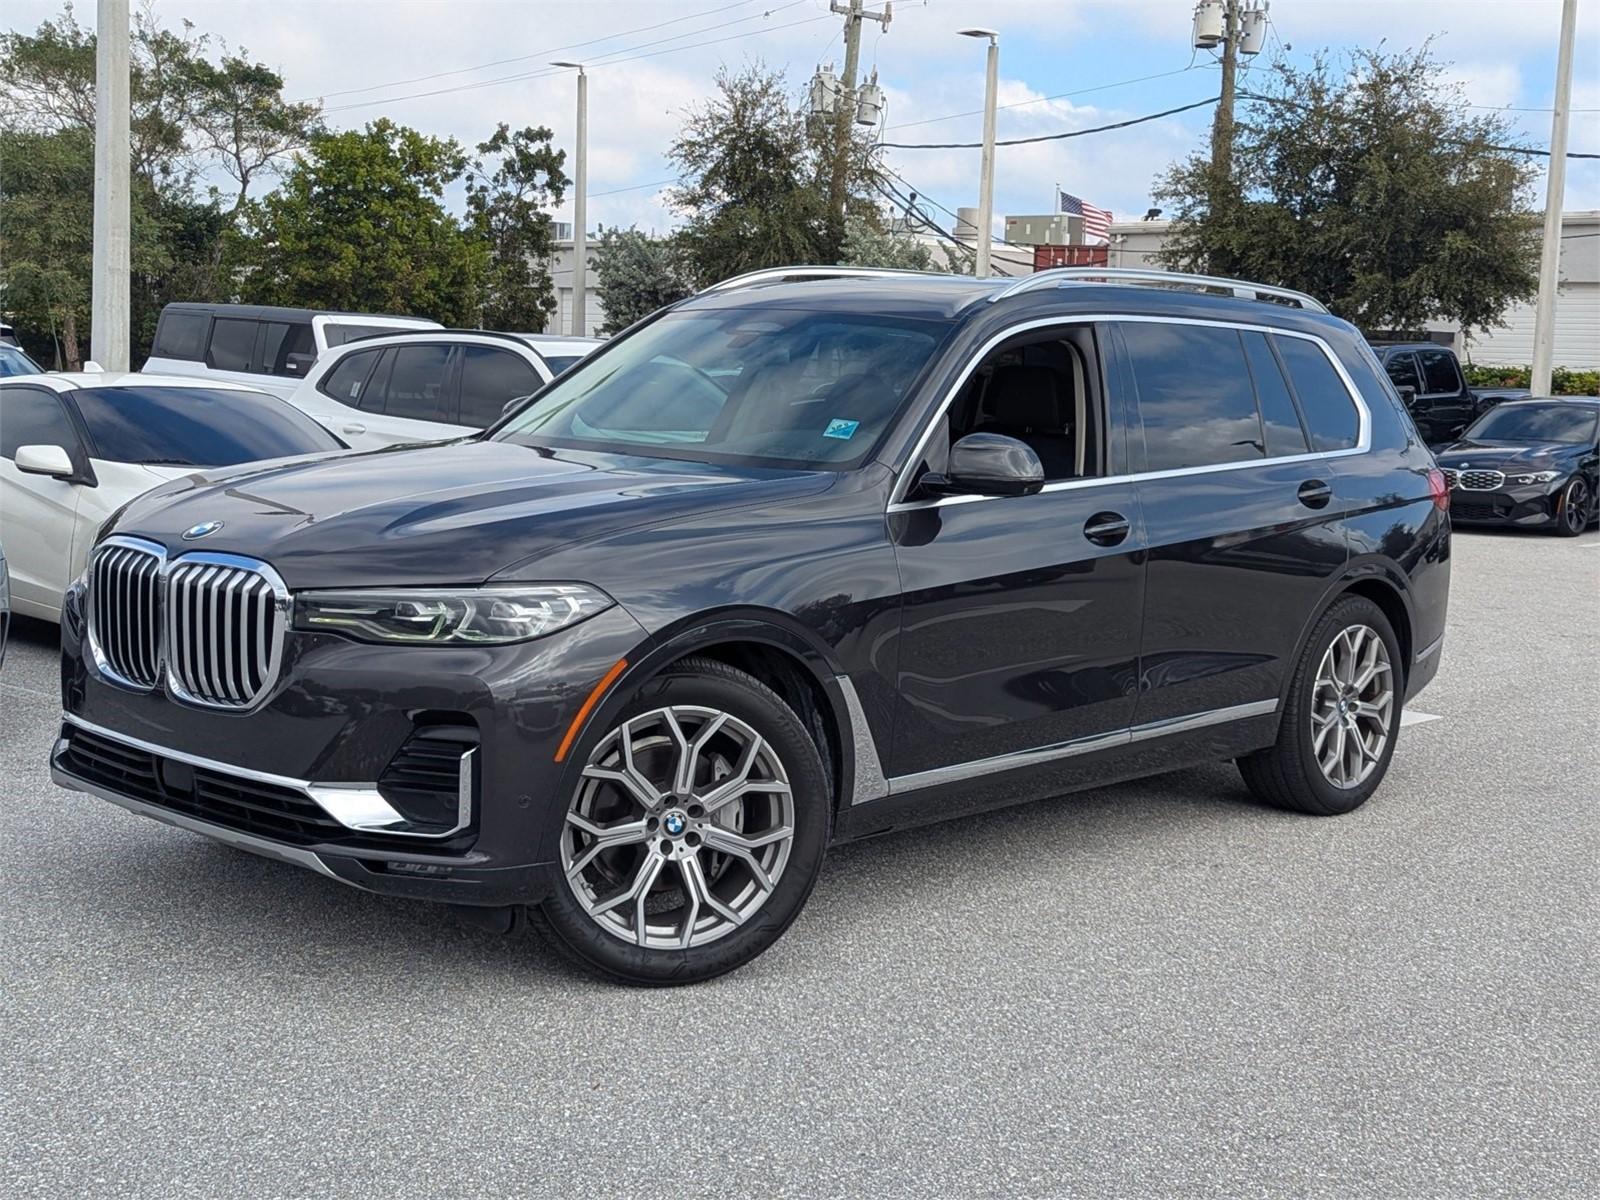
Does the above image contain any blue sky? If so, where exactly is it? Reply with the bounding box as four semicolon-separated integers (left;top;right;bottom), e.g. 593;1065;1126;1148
8;0;1599;234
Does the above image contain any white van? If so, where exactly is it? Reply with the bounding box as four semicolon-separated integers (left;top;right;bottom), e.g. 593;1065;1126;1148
141;303;441;399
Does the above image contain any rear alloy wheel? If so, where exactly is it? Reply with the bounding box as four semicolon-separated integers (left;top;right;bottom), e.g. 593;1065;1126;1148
533;658;829;985
1554;475;1590;537
1238;596;1404;816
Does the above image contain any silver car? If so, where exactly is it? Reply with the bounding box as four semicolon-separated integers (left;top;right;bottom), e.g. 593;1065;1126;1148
0;540;10;672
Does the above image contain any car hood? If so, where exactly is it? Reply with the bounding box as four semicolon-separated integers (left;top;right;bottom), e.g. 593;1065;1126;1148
111;439;830;588
1435;440;1583;469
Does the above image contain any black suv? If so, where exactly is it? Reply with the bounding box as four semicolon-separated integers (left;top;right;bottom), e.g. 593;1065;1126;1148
53;267;1451;985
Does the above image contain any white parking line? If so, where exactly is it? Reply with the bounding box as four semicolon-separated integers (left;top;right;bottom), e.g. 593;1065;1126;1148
1401;709;1444;728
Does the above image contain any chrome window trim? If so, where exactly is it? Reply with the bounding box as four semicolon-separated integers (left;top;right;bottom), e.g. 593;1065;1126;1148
868;698;1280;800
886;313;1372;513
60;712;473;840
85;535;167;694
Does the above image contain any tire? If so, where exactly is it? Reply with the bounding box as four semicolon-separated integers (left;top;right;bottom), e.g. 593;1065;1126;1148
530;656;830;985
1237;596;1404;816
1552;475;1591;538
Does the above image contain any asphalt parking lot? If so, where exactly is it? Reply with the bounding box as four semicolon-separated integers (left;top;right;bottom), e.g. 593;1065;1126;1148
3;528;1596;1200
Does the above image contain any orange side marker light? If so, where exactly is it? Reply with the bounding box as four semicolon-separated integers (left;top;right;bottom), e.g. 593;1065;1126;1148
553;658;628;762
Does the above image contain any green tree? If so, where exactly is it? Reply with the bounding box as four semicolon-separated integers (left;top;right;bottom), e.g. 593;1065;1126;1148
667;63;883;286
0;3;319;362
838;215;934;271
590;226;695;333
464;123;568;330
232;120;484;323
0;127;168;367
1154;46;1539;333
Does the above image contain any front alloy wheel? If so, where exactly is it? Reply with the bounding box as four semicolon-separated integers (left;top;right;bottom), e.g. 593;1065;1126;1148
562;705;796;949
1555;475;1590;537
533;657;829;985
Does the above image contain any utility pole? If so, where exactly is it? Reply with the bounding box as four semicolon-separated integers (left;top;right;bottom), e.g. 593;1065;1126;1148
551;61;588;336
825;0;891;260
91;0;130;372
1530;0;1577;396
1210;0;1241;195
959;28;1000;278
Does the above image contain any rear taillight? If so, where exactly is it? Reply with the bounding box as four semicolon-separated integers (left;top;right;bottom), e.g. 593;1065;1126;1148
1427;468;1450;511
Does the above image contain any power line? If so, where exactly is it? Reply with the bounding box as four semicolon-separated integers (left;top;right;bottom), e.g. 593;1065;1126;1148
886;64;1203;130
589;178;676;198
302;0;774;103
321;10;830;115
879;97;1219;149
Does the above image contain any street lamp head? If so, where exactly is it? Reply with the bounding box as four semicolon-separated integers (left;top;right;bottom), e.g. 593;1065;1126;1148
550;60;584;72
957;27;998;43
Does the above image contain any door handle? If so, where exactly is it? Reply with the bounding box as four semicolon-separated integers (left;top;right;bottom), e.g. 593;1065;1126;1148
1297;479;1332;509
341;423;366;436
1083;511;1130;546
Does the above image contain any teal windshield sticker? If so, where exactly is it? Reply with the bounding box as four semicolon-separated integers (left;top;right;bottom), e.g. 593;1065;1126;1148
823;418;860;440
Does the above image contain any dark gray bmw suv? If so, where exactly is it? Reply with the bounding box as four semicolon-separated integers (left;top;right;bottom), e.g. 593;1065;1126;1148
53;267;1451;984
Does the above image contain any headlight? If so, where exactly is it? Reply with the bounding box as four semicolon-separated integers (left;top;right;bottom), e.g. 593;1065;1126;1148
292;584;613;645
1510;470;1560;485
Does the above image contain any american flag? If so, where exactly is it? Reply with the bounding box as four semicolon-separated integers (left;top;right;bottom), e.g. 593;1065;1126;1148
1058;190;1113;244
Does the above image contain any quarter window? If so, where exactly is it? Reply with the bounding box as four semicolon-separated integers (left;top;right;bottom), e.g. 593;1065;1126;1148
1241;331;1310;458
206;318;258;372
1274;335;1360;451
1417;349;1463;396
318;349;382;409
458;346;543;428
1122;322;1265;470
0;386;81;459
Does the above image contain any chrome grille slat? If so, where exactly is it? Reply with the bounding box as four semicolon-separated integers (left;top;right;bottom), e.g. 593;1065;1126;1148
89;540;284;711
87;540;164;691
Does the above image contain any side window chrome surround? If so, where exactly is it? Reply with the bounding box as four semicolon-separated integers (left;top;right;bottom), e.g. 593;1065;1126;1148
886;313;1372;513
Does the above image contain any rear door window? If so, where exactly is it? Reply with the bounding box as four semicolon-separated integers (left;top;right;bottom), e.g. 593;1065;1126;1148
1273;335;1360;451
1241;332;1310;458
151;311;210;361
206;318;259;372
1121;322;1266;470
457;346;543;428
1417;349;1463;396
369;344;453;422
1383;352;1422;393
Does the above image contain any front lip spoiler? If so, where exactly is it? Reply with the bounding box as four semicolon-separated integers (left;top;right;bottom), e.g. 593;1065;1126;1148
51;760;353;886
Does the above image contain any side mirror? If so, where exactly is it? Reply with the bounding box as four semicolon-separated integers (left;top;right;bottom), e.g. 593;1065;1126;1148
14;443;77;480
1396;384;1420;409
284;351;315;376
918;432;1044;499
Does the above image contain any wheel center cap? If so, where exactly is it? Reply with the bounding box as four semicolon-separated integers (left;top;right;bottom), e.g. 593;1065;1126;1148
662;810;687;837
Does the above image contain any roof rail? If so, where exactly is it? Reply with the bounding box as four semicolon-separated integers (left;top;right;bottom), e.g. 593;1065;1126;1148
701;265;953;294
988;267;1328;313
341;327;537;347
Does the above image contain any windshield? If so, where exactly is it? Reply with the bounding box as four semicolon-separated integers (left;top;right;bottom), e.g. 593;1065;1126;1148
0;345;44;377
72;385;346;466
493;309;948;468
1464;403;1598;445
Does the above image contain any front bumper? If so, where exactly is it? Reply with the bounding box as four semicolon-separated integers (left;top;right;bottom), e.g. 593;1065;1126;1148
55;584;650;905
1448;479;1567;528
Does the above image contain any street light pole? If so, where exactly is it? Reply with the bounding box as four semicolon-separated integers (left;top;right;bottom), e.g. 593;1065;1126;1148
91;0;130;371
959;28;999;278
551;62;587;336
1530;0;1577;396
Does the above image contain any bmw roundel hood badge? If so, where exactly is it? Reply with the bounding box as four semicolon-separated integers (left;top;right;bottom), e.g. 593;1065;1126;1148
182;520;225;541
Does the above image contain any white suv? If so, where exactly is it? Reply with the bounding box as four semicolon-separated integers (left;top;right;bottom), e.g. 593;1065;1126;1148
142;303;441;399
285;330;599;449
